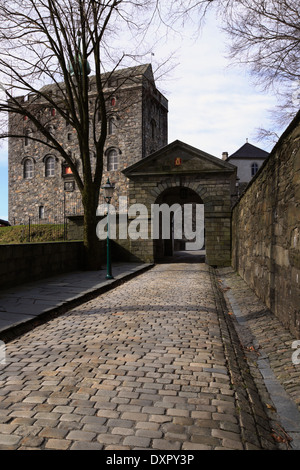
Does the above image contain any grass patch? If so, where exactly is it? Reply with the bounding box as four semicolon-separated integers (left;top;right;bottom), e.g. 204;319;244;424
0;224;66;244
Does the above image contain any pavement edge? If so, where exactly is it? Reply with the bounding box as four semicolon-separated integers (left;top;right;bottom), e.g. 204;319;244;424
0;263;154;345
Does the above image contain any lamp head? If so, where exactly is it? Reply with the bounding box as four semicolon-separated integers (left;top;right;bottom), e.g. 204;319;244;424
102;178;115;200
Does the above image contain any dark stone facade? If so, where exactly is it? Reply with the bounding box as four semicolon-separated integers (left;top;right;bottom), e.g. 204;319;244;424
8;64;168;223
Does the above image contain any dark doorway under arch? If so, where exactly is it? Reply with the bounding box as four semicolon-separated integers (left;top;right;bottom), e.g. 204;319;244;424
153;186;205;263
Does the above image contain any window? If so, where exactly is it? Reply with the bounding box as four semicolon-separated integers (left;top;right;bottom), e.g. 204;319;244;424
108;117;117;135
39;206;45;219
107;148;118;171
24;128;33;147
251;162;259;177
23;158;34;179
45;125;55;142
45;156;55;177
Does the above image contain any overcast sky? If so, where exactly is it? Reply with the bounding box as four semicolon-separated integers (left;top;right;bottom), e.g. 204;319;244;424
0;13;282;221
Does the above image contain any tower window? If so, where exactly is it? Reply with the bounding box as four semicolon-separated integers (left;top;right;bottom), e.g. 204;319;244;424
45;156;55;177
108;117;117;135
45;125;55;142
107;148;118;171
23;158;34;179
251;162;259;177
24;128;33;146
39;206;45;219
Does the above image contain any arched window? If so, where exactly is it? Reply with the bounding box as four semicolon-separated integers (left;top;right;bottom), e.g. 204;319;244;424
24;128;33;147
45;125;55;143
45;156;55;177
23;158;34;179
107;148;118;171
251;162;259;177
108;117;117;135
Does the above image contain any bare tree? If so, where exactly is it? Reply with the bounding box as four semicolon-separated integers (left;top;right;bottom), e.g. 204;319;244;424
169;0;300;132
0;0;161;269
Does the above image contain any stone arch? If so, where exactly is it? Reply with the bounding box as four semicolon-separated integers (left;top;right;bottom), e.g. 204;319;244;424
149;177;209;207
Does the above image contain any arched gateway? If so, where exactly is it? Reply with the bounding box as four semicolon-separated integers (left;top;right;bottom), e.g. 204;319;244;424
122;140;237;267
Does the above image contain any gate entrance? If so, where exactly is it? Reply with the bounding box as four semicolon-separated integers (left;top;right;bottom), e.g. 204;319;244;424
153;186;205;262
123;140;237;267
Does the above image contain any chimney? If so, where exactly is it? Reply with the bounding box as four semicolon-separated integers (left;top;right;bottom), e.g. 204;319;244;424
222;152;228;161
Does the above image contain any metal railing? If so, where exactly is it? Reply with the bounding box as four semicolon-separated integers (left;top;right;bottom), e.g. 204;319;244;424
8;195;85;243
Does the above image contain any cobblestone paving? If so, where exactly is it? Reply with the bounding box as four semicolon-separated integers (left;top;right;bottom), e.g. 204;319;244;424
0;263;281;450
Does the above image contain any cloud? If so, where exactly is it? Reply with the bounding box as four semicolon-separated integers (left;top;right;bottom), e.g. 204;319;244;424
154;13;279;156
166;26;278;154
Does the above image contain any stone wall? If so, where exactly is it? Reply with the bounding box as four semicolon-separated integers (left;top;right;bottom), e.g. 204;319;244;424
232;112;300;337
0;241;85;289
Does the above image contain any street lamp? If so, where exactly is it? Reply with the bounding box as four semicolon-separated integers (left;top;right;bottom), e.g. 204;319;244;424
102;178;115;279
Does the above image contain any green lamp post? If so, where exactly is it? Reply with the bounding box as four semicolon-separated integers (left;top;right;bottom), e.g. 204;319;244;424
102;178;115;280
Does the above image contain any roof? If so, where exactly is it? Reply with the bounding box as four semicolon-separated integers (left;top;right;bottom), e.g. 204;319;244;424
123;140;237;177
228;142;269;160
101;64;154;83
39;63;154;95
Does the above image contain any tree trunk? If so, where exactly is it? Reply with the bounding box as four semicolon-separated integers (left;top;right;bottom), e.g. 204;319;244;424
82;188;102;270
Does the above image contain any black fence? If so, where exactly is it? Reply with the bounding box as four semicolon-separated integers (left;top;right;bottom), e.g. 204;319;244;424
9;196;84;243
9;216;67;243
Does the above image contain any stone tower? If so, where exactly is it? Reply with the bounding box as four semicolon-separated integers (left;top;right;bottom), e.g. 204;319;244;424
8;64;168;224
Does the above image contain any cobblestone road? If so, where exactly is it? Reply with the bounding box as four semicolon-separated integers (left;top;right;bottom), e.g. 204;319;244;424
0;263;283;450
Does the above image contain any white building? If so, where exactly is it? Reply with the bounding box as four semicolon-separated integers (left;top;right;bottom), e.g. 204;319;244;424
222;141;269;194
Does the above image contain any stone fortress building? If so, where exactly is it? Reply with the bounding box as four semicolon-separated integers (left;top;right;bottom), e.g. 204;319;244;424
7;63;269;266
8;64;168;223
